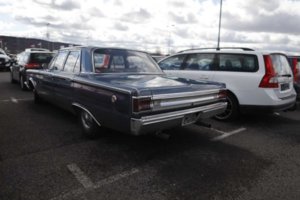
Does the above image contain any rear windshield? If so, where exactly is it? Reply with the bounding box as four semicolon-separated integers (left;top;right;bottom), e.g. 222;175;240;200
93;49;162;74
270;54;291;75
29;53;54;64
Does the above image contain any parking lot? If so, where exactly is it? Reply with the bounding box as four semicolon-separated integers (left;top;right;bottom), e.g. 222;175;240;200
0;71;299;200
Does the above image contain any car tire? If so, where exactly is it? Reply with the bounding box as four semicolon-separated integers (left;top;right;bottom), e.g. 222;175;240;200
214;93;239;121
79;109;99;139
20;75;27;90
34;89;43;104
10;72;16;83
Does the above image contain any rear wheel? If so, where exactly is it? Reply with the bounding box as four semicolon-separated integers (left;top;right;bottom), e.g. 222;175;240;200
20;75;26;90
214;93;239;121
33;89;43;104
79;109;99;139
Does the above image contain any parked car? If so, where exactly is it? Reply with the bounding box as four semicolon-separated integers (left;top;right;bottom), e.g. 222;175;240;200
0;48;12;71
26;46;227;138
10;49;54;90
286;54;300;100
158;47;297;121
151;55;166;62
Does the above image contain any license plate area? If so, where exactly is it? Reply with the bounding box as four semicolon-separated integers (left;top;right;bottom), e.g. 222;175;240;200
182;113;199;126
280;83;290;91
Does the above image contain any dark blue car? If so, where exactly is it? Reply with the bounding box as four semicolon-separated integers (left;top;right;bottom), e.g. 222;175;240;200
26;46;227;138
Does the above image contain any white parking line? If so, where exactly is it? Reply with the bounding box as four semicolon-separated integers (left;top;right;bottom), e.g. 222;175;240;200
0;98;32;103
210;127;247;141
11;97;18;103
50;167;139;200
67;163;94;189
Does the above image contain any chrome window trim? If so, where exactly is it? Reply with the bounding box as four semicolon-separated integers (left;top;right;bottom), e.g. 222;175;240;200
73;78;133;94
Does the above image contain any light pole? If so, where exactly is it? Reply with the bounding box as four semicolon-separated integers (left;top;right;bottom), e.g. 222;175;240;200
168;24;175;55
46;23;50;50
217;0;223;50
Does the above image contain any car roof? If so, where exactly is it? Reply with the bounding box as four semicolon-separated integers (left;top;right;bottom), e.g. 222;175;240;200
176;47;287;55
58;46;149;54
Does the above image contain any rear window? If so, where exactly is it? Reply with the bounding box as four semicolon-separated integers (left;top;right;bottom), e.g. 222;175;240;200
29;53;54;64
93;49;162;74
270;54;291;75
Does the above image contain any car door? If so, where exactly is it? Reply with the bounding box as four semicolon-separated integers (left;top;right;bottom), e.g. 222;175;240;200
37;51;67;103
53;50;80;110
180;53;216;81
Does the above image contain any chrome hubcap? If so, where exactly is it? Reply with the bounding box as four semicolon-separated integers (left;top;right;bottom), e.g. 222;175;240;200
81;111;93;129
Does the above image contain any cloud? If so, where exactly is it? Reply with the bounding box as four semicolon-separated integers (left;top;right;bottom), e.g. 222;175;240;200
169;0;186;8
223;11;300;35
121;8;152;23
169;12;198;24
114;22;129;31
15;15;92;30
88;7;105;18
33;0;80;11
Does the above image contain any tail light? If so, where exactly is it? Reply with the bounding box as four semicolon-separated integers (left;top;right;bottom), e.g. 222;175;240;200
133;97;152;112
25;63;40;69
218;89;227;99
259;55;278;88
292;58;298;82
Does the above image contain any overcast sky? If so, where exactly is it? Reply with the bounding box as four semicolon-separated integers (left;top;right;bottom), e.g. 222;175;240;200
1;0;300;54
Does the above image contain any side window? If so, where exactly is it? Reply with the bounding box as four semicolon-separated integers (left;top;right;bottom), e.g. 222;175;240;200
63;51;80;73
50;51;68;71
219;54;258;72
184;54;215;71
158;54;186;70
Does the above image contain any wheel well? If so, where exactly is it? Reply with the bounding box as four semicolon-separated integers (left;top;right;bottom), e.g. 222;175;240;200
71;103;101;127
226;90;240;107
28;79;34;90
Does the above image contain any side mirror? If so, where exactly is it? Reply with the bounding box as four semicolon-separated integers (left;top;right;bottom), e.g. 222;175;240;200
42;63;48;69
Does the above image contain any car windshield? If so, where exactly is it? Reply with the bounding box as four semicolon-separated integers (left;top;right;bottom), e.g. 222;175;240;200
93;49;163;74
30;53;54;64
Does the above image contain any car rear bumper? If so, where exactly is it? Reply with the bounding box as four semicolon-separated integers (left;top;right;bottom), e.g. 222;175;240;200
130;102;227;135
240;100;296;113
294;84;300;100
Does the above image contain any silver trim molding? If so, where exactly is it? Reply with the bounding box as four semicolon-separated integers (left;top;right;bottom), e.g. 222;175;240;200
72;103;101;127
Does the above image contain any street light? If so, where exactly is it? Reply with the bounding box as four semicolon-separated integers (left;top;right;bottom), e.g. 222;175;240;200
217;0;223;50
168;24;175;55
46;23;50;50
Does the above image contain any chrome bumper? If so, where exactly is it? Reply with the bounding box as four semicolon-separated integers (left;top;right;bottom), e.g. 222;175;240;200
130;102;227;135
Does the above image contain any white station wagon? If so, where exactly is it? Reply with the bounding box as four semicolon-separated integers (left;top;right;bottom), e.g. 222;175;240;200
158;48;297;121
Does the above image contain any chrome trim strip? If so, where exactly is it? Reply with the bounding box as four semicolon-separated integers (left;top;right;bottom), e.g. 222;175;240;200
73;78;133;94
71;103;101;127
131;102;227;134
158;96;217;107
152;89;221;100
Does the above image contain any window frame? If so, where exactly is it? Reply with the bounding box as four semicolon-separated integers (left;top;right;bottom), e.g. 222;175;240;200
63;50;81;73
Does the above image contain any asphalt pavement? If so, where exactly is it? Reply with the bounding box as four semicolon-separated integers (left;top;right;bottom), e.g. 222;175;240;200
0;71;299;200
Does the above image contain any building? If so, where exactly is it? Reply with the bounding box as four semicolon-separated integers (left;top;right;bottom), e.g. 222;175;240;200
0;35;78;54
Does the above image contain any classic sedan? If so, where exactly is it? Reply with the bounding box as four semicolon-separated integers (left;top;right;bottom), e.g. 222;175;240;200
26;46;227;138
